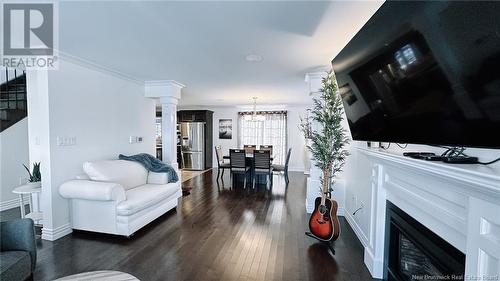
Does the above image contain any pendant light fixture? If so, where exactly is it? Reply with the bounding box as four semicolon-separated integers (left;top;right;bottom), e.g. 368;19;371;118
245;97;265;122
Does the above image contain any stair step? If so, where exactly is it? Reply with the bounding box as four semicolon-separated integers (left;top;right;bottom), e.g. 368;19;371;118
0;98;27;101
0;69;27;132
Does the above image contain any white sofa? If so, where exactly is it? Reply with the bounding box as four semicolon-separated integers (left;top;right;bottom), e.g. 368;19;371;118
59;160;181;236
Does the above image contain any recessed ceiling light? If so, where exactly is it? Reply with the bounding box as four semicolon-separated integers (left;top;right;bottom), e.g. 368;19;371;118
245;54;263;62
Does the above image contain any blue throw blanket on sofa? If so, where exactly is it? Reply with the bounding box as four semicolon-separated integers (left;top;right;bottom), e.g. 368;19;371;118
119;153;179;183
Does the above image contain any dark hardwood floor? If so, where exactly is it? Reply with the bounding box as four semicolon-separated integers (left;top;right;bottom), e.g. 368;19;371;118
31;171;376;281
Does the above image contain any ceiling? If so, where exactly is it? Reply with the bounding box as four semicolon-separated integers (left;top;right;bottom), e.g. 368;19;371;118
58;1;384;106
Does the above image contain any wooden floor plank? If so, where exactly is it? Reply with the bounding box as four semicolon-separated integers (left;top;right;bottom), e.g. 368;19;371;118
30;171;378;281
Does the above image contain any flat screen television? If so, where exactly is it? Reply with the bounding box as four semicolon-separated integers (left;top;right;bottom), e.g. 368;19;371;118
331;1;500;148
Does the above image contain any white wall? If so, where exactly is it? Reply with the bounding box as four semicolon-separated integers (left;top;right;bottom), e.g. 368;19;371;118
26;59;155;240
0;118;29;210
178;105;310;171
343;140;500;249
286;106;309;171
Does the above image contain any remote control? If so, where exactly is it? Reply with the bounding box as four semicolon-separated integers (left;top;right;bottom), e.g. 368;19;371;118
442;156;478;164
403;152;436;157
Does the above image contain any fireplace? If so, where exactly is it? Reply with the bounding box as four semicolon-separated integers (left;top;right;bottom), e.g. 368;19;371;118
384;201;465;281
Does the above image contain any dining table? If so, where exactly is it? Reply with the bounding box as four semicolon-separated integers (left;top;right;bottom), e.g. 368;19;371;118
223;153;274;185
222;154;274;160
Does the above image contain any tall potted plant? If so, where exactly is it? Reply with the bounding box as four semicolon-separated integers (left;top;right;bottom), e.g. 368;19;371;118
303;70;350;242
23;162;41;188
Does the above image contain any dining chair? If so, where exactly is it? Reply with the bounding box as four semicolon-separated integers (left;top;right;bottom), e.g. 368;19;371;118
215;146;230;180
230;149;250;188
273;148;291;184
259;145;273;155
243;145;256;154
253;150;273;189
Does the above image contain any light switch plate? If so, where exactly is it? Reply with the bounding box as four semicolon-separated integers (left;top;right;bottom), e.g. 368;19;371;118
57;136;76;146
129;136;144;144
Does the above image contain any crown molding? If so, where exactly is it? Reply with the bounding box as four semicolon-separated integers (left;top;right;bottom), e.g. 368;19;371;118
304;71;327;83
57;50;143;85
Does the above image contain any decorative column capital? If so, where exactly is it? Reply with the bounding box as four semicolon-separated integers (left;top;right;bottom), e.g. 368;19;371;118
305;72;327;95
145;80;185;102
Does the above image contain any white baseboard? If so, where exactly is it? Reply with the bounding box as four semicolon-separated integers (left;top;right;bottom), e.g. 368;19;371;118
0;195;30;212
305;198;314;214
0;198;20;211
364;247;376;276
337;207;345;216
344;209;369;247
42;223;72;241
344;210;383;278
364;246;384;278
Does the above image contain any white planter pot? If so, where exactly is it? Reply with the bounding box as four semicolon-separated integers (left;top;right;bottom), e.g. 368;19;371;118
303;138;312;175
26;181;41;188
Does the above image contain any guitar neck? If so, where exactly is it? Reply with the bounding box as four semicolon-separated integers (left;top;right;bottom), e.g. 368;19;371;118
321;182;328;205
321;168;332;204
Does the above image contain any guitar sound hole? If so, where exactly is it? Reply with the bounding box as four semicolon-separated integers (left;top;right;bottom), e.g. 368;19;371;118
316;219;326;225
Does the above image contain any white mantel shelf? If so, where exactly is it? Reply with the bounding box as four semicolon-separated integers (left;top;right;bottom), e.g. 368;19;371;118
347;147;500;279
357;147;500;203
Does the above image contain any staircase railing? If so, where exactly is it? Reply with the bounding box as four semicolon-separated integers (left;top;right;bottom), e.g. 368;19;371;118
0;67;27;132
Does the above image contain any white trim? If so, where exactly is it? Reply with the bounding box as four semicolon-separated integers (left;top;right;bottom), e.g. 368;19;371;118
363;246;384;278
0;198;21;211
349;147;500;279
363;247;375;276
305;198;314;214
344;209;369;247
304;71;327;82
145;80;185;100
0;195;31;212
57;50;143;85
358;148;500;202
144;80;186;88
41;223;72;241
344;209;384;277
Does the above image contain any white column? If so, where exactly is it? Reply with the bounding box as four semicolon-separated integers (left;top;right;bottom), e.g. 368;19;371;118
145;80;184;171
160;97;179;170
26;68;64;239
305;72;325;213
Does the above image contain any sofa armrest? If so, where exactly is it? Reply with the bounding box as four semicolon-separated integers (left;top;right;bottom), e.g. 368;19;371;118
0;219;37;271
147;172;169;184
60;180;126;203
75;173;90;180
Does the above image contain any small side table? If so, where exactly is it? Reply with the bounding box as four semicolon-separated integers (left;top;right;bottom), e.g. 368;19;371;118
13;183;43;224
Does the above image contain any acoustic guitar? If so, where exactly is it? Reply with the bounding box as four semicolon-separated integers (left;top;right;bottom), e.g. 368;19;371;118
308;190;340;242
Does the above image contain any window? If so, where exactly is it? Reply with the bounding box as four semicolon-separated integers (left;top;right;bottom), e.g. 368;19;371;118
155;117;162;145
238;111;287;164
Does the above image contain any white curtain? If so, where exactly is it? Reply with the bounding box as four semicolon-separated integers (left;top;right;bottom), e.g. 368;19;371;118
238;111;287;164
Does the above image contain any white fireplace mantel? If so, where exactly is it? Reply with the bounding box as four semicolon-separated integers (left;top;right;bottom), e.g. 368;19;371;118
350;147;500;279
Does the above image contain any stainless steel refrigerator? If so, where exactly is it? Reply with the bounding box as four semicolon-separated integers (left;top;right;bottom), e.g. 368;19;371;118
180;122;205;170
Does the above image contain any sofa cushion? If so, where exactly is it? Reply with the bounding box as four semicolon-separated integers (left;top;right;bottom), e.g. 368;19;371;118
147;172;168;185
83;160;148;190
0;251;31;281
116;183;180;216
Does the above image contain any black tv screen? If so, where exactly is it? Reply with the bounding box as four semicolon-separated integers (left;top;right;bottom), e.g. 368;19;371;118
332;1;500;148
